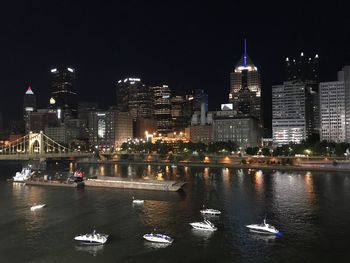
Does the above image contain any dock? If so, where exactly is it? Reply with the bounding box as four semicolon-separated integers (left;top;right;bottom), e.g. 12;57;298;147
85;176;186;192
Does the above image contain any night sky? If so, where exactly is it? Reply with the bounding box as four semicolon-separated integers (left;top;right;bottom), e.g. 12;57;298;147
1;1;350;130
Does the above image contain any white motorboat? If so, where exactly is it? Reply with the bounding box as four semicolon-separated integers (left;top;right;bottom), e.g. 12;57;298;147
74;230;108;244
246;219;282;236
132;196;144;204
200;208;221;215
143;233;173;244
13;166;34;182
190;219;217;231
30;204;46;211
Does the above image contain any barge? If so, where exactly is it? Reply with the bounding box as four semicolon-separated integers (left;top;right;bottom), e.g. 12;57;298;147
85;176;186;192
25;179;84;188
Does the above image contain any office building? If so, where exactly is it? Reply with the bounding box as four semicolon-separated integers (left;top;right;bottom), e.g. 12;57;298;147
23;86;37;133
114;112;133;148
319;66;350;143
88;110;133;150
229;40;262;123
151;85;172;134
285;53;320;136
50;67;77;119
213;112;261;148
116;78;153;120
319;81;345;143
272;81;307;145
28;109;59;133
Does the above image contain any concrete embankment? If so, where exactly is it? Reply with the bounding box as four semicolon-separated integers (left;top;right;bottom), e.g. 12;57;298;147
85;176;186;192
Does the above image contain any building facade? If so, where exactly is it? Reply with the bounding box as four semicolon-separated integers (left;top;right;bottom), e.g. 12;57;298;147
116;78;153;120
50;67;77;119
319;81;345;142
319;66;350;143
23;86;37;133
272;81;306;145
114;112;133;148
28;109;59;133
213;114;261;148
89;111;116;150
88;110;133;150
285;53;320;136
151;85;172;134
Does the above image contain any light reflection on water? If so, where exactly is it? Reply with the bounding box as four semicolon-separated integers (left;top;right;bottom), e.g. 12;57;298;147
1;163;350;262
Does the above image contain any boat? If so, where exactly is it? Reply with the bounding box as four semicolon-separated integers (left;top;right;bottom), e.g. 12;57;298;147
171;164;177;168
190;219;217;231
74;230;108;244
30;204;46;211
70;169;85;182
132;196;144;204
200;208;221;216
143;233;173;244
13;165;34;182
246;218;282;236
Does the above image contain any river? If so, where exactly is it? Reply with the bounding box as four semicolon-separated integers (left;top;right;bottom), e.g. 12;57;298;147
0;162;350;262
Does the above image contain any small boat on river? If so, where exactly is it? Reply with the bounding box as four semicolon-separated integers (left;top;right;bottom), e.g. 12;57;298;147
74;230;108;244
143;233;173;244
30;204;46;211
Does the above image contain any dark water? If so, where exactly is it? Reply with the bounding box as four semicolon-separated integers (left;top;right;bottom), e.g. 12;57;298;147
1;163;350;263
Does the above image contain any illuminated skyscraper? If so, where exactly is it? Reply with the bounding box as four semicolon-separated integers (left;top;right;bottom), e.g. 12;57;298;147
116;78;153;120
151;85;172;134
23;86;36;133
229;40;262;123
319;66;350;143
272;81;307;145
285;53;320;136
50;67;77;119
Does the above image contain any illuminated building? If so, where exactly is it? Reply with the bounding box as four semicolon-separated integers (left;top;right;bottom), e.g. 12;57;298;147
213;111;261;148
116;78;153;120
151;85;172;134
50;67;77;119
229;40;261;123
171;95;186;131
88;110;133;150
188;101;213;143
285;53;320;136
319;66;350;143
114;112;133;148
272;81;307;145
23;86;37;133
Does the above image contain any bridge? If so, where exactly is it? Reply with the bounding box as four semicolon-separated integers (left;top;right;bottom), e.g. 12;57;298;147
0;132;93;160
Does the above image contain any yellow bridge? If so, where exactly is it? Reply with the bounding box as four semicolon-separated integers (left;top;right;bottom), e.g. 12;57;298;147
0;132;93;160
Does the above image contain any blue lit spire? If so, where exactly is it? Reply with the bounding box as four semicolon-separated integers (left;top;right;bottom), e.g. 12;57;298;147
234;39;256;71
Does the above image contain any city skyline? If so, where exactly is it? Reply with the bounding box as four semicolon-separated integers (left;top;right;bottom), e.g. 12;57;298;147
0;1;350;127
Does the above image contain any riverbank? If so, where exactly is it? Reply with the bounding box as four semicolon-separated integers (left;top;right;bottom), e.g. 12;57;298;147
77;159;350;172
